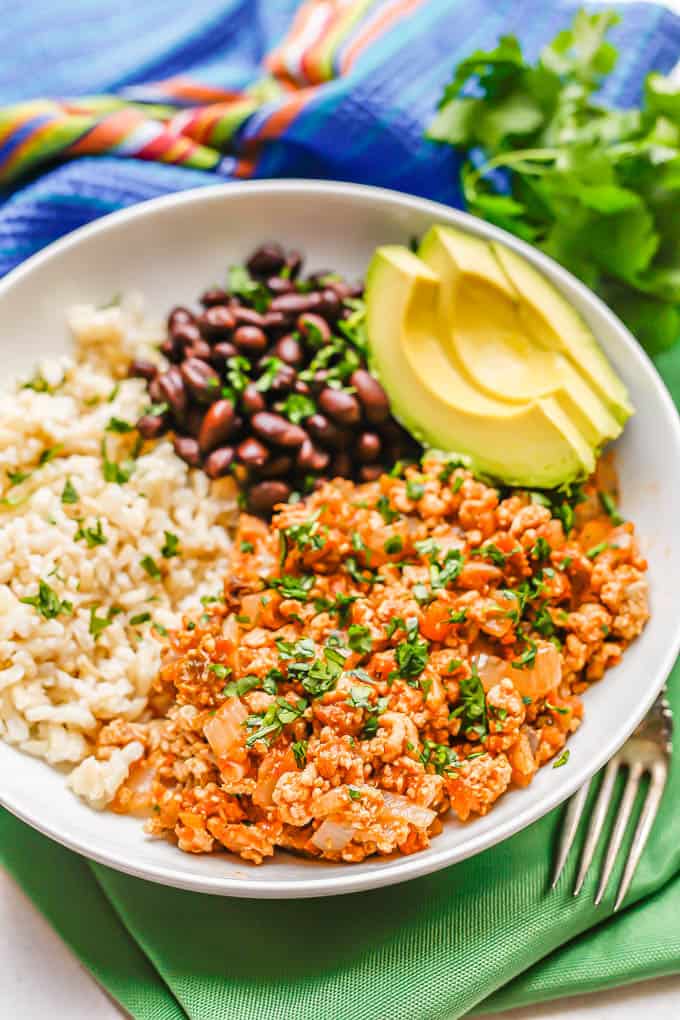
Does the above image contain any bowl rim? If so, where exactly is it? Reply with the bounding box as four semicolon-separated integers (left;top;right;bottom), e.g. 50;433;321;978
1;178;679;899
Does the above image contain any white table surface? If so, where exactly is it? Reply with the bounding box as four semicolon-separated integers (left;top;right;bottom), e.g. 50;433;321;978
4;0;680;1016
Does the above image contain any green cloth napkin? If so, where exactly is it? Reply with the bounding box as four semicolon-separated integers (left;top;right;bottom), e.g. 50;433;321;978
1;662;679;1019
3;345;680;1019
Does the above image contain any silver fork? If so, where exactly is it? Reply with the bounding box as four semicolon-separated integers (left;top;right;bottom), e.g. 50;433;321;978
552;690;673;911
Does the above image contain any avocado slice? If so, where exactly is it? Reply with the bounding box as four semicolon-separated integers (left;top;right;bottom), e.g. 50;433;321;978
491;240;633;425
366;246;595;487
418;225;622;449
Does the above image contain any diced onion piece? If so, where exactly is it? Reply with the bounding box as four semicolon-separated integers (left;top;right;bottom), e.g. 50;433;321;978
475;644;561;700
311;820;356;852
382;791;437;829
203;698;248;757
222;614;239;642
508;642;561;699
474;653;507;691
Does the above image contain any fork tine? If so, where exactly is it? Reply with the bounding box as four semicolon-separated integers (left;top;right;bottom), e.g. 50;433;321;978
594;761;644;906
573;757;619;896
551;780;591;888
613;761;667;912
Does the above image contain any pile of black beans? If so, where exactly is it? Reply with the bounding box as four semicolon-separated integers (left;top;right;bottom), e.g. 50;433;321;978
128;243;419;515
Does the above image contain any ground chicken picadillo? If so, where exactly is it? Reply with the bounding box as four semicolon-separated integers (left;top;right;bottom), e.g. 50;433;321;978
101;454;649;864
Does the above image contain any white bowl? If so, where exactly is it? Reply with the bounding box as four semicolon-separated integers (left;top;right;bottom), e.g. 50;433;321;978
1;181;679;899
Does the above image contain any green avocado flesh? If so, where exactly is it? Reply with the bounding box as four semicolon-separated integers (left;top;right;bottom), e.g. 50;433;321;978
365;230;632;489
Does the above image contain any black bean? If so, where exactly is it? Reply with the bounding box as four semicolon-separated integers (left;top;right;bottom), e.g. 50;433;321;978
285;251;303;279
262;310;289;334
296;438;330;473
200;287;228;308
267;276;295;295
359;464;385;483
297;312;330;345
306;413;348;451
158;367;188;419
241;383;266;416
377;418;405;443
184;405;205;438
236;437;270;468
254;454;293;479
198;305;235;341
167;306;194;332
294;380;311;396
251;411;307;448
128;358;157;381
233;325;268;355
268;364;297;395
350;369;390;424
309;369;330;396
318;387;361;426
324;280;352;301
233;306;267;329
247;243;285;277
269;292;322;316
148;377;163;404
136;414;167;439
180;358;221;404
160;337;183;364
173;435;201;467
313;476;329;492
275;334;304;366
184;339;213;362
210;341;238;368
198;399;236;454
317;288;342;320
355;432;382;463
171;322;202;347
204;446;235;479
330;451;352;478
247;480;291;515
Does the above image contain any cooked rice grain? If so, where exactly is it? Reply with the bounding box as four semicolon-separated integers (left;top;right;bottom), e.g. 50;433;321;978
0;298;237;797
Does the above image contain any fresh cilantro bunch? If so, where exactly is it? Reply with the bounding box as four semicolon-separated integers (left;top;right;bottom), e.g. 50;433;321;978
427;9;680;354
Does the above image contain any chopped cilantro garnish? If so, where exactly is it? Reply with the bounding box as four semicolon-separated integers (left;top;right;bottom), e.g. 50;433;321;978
20;580;73;620
449;663;487;738
347;787;362;801
245;696;307;747
376;495;399;524
268;573;315;600
7;468;31;487
74;518;107;548
448;609;468;624
101;439;134;484
512;638;538;669
347;685;373;710
291;740;308;768
227;264;270;313
240;540;254;553
383;535;403;555
531;536;552;561
140;555;161;580
361;695;389;737
420;740;461;775
586;541;610;559
599;491;624;525
406;478;425;501
473;543;507;567
61;479;79;504
130;612;151;626
553;749;570;769
161;531;180;559
313;592;357;626
106;417;134;434
223;674;261;698
347;624;373;656
38;445;64;467
395;619;429;681
89;605;121;639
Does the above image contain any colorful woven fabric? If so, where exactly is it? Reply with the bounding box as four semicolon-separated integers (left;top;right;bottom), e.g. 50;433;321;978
1;0;680;279
2;2;680;1018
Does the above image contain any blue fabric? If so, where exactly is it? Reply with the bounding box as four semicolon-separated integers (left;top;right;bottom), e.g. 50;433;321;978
0;0;679;274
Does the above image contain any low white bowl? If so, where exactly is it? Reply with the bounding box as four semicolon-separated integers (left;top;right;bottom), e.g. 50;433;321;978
1;181;679;898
